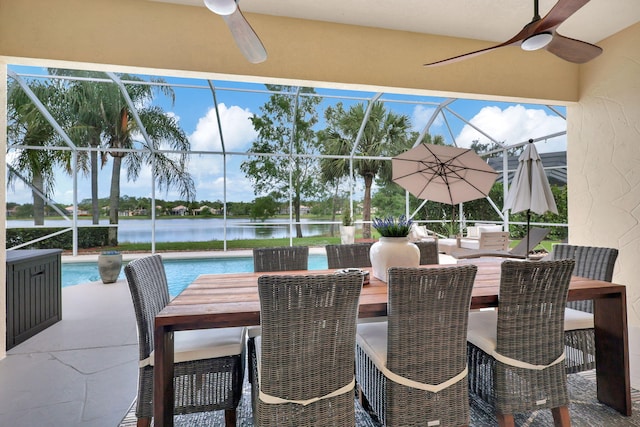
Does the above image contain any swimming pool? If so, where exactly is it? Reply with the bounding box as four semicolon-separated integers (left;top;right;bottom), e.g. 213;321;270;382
63;254;329;296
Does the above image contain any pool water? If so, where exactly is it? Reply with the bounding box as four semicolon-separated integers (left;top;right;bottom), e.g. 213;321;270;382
63;254;329;296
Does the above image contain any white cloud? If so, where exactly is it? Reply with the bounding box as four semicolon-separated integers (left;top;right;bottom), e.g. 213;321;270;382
411;105;443;133
189;103;257;152
455;105;566;153
184;103;258;201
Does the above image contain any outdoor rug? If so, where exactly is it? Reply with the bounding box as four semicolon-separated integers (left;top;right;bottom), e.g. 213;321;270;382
120;371;640;426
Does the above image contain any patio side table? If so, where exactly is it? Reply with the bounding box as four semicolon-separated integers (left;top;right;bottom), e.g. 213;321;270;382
6;249;63;349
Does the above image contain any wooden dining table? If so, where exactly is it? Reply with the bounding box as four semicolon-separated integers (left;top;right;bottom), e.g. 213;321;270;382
153;258;632;426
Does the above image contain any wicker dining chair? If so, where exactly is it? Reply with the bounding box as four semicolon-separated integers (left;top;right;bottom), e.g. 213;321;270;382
413;240;439;265
124;255;245;427
549;244;619;373
252;246;309;272
467;259;575;426
249;273;363;427
325;242;373;269
355;265;477;426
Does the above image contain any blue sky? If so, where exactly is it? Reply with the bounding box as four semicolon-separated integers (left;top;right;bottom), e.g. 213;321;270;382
6;65;567;206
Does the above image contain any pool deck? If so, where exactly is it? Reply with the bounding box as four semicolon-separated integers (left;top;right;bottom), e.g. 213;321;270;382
62;248;261;263
1;250;638;426
0;248;331;427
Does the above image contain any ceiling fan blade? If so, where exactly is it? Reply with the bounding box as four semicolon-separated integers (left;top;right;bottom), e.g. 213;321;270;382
535;0;590;33
423;41;515;67
545;32;603;63
423;18;542;67
222;8;267;63
203;0;267;64
424;0;599;67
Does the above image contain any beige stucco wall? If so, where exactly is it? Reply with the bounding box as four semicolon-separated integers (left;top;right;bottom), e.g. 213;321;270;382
0;64;6;357
0;0;581;103
568;22;640;328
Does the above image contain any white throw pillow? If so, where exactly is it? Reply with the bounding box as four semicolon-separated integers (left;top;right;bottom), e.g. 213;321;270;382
478;225;502;234
409;225;428;241
466;226;479;238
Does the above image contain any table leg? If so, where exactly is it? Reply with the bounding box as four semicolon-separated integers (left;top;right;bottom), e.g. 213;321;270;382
593;291;632;416
154;325;175;426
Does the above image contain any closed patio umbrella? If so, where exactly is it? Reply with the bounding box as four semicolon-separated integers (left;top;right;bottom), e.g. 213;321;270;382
503;139;558;254
392;143;498;233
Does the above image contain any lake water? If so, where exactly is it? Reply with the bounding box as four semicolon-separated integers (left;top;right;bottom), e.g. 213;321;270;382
7;217;339;243
63;254;329;296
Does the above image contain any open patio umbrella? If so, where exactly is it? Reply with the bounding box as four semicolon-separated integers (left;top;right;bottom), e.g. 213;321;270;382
503;139;558;254
392;143;498;233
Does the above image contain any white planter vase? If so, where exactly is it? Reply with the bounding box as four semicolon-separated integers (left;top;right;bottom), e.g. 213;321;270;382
340;225;356;244
369;236;420;283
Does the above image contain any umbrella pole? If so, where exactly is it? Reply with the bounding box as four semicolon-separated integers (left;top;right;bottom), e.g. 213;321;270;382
526;209;531;257
451;204;456;237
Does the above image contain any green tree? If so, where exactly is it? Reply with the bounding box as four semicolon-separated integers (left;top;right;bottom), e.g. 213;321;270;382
6;79;72;225
319;102;412;238
250;195;280;221
59;72;195;245
240;85;323;238
52;69;115;224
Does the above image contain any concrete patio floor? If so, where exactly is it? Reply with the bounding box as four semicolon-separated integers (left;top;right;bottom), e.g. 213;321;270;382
0;251;639;427
0;277;139;427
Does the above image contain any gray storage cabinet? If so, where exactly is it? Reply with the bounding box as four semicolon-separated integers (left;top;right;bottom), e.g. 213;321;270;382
6;249;63;350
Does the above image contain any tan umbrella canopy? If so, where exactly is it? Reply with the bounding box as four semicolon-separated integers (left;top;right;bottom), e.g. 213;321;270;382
392;143;498;204
503;140;558;253
392;143;498;232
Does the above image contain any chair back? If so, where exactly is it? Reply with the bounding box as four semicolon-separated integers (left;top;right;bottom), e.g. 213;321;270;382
124;254;170;361
386;265;476;389
550;244;618;282
550;244;618;312
413;240;439;265
325;242;372;269
257;273;362;406
497;260;575;364
477;231;510;251
253;246;309;272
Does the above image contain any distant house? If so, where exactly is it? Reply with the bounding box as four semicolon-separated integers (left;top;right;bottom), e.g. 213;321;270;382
65;205;89;216
280;205;311;215
193;205;221;215
171;205;189;216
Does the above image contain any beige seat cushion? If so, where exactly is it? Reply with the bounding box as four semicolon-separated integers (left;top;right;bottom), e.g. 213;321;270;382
467;310;498;355
467;309;565;371
459;238;481;250
438;238;459;254
357;319;468;393
143;326;246;367
564;308;594;330
356;321;389;368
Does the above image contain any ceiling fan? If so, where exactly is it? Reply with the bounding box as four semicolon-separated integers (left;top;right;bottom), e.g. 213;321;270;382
203;0;267;64
424;0;602;67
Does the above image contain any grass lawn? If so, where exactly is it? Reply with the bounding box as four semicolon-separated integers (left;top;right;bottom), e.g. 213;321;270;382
99;235;559;254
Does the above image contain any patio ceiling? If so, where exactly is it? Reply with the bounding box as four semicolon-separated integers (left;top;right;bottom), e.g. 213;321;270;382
156;0;640;45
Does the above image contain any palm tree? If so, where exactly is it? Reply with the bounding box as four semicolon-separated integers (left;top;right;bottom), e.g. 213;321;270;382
6;79;73;225
319;102;411;238
52;69;112;224
99;75;195;245
53;71;195;245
